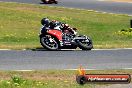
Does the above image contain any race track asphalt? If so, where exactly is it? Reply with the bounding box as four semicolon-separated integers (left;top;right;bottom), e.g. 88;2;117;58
0;49;132;70
0;0;132;15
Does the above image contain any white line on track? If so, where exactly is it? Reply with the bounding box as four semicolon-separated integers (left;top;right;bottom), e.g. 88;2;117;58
0;48;132;51
123;68;132;70
93;48;132;50
65;68;132;71
6;68;132;71
0;49;11;51
64;69;96;70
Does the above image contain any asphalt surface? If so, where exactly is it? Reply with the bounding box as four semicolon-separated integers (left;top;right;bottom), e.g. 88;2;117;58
0;49;132;70
0;0;132;15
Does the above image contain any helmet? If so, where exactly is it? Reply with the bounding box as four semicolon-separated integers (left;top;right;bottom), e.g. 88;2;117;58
41;18;50;26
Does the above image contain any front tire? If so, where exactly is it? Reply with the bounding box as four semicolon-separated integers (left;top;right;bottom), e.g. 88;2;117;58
40;35;60;50
77;38;93;50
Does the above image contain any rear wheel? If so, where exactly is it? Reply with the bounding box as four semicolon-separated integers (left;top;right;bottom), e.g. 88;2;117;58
40;35;60;50
77;38;93;50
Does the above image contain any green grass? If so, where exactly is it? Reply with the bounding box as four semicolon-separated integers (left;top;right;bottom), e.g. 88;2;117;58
0;70;131;88
0;2;132;49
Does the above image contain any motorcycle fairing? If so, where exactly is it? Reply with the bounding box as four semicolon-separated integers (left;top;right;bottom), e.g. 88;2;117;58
74;36;87;40
47;29;62;41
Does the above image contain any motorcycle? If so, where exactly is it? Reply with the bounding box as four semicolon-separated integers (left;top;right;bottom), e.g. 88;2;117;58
39;24;93;50
41;0;58;4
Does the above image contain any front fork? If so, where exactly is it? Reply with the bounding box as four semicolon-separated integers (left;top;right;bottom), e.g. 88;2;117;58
59;40;63;47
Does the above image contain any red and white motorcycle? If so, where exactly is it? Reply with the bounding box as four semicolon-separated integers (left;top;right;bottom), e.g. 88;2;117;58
39;23;93;50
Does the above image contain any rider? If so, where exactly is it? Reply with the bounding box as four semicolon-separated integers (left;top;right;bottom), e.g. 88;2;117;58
41;18;77;35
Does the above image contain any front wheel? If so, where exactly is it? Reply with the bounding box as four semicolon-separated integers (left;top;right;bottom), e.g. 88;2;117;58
40;35;60;50
77;38;93;50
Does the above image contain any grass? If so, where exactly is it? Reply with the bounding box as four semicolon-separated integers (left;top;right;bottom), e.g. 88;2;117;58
0;70;132;88
0;2;132;49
